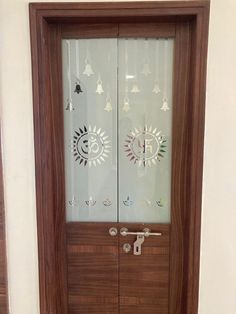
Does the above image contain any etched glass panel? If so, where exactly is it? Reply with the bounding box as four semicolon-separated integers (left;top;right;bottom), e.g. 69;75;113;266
62;39;118;222
63;37;174;223
118;38;174;223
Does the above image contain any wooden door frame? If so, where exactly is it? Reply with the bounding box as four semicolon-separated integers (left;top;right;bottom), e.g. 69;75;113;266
0;131;8;313
29;2;210;314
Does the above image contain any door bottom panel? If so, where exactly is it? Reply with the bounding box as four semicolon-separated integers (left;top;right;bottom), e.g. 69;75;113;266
119;223;170;314
66;222;169;313
67;223;119;313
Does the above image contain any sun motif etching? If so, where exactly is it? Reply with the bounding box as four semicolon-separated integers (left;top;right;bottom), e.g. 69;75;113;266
72;125;111;167
124;126;167;167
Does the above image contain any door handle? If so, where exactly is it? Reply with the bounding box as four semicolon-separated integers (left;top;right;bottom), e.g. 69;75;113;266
120;227;162;237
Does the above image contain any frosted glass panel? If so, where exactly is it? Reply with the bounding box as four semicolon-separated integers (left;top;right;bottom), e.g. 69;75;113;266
119;39;174;223
62;39;118;222
62;37;174;223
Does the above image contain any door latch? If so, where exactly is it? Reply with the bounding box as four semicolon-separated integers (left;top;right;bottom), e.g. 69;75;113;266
120;227;162;256
133;235;145;255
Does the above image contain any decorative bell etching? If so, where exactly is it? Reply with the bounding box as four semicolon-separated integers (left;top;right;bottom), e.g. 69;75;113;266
141;62;151;76
74;80;83;94
65;99;74;111
83;61;94;77
65;40;74;111
152;83;161;94
161;98;170;111
104;92;113;112
96;74;104;94
153;39;161;95
83;47;94;77
131;83;140;93
122;96;131;112
161;39;171;112
141;40;151;76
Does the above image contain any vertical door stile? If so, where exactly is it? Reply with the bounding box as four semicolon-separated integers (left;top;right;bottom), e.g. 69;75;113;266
62;24;120;314
117;26;174;313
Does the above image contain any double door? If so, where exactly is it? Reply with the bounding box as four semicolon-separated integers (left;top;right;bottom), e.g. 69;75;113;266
61;23;185;313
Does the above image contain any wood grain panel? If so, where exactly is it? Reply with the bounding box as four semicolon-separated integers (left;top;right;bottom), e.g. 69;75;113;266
0;133;8;314
67;222;119;314
119;223;170;314
62;23;119;38
169;22;191;314
119;23;175;37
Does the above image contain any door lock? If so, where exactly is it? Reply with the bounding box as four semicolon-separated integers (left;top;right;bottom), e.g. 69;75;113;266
123;243;131;253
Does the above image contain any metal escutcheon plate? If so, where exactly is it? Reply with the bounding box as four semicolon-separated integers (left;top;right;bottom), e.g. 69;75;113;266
109;227;118;236
123;243;131;253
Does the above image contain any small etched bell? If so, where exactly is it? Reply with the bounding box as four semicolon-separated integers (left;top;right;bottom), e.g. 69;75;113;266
104;93;112;112
104;101;112;112
65;99;74;111
74;82;83;94
131;83;140;93
122;97;131;112
83;62;94;77
96;78;104;94
152;83;161;94
141;63;151;76
161;98;170;111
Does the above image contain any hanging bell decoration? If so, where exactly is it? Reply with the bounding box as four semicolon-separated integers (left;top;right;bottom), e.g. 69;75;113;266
74;81;83;94
141;63;151;76
65;99;74;111
96;79;104;94
122;97;131;112
104;100;112;112
152;83;161;94
131;83;140;93
83;62;94;77
161;98;170;111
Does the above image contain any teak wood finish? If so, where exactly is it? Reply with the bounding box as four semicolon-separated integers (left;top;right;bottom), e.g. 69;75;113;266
29;2;210;314
0;133;8;314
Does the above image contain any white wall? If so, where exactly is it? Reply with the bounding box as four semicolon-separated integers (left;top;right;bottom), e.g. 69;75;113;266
199;0;236;313
0;0;235;313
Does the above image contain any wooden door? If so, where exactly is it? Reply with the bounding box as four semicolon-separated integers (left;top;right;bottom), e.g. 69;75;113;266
61;23;187;314
29;2;210;313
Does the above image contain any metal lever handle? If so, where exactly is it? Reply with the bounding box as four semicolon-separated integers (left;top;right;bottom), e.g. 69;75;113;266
120;227;162;237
